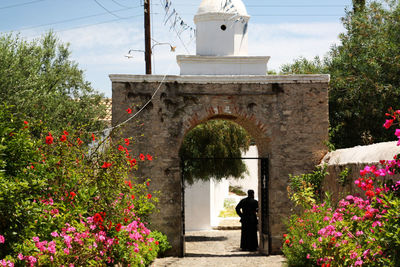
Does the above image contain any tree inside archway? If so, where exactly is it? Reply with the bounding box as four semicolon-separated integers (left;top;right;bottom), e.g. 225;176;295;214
180;120;251;185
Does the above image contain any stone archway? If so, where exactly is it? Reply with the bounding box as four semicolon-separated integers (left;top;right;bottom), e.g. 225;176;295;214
111;74;329;256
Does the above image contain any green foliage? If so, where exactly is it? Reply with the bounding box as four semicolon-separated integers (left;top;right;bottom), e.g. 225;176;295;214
219;198;239;218
338;167;350;187
0;32;107;134
281;56;329;75
288;165;328;205
180;120;251;184
148;230;172;257
0;104;166;265
229;185;247;196
280;1;400;149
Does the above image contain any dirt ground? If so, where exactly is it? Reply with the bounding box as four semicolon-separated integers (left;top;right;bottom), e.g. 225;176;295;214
150;230;286;267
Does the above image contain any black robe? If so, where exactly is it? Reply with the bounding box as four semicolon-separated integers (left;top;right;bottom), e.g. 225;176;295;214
235;196;258;251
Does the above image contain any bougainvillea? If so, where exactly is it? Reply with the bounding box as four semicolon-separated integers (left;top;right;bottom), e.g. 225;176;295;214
283;108;400;266
0;105;170;266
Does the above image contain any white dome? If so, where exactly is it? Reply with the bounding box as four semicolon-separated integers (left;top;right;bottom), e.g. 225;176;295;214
196;0;248;16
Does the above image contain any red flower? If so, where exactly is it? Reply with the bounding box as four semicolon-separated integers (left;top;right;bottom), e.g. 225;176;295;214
91;133;95;141
147;194;152;199
45;133;54;144
129;158;137;167
124;138;130;146
23;120;29;129
155;241;159;245
77;138;83;146
146;154;153;161
63;131;69;136
115;223;122;232
139;153;145;161
30;164;34;169
146;182;150;186
126;108;132;114
101;162;112;169
94;213;104;224
285;239;290;244
70;192;76;199
60;135;67;142
125;180;132;189
24;120;28;125
118;145;126;151
366;190;375;198
131;195;135;200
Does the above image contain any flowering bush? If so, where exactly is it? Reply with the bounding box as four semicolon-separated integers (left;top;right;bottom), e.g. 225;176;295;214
283;108;400;266
0;105;170;266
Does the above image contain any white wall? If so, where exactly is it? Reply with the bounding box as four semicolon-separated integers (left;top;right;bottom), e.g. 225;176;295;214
184;180;211;231
210;178;229;227
184;145;259;231
229;145;259;199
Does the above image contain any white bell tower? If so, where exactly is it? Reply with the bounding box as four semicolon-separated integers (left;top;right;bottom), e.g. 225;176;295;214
195;0;249;56
177;0;270;75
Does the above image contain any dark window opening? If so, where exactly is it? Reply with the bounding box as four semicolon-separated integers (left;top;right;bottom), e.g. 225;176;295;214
220;24;227;31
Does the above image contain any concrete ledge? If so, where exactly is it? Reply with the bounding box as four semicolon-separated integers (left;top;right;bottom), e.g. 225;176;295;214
109;74;330;84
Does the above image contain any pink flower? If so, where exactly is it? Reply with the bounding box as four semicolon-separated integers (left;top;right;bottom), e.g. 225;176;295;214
0;235;4;243
63;248;70;255
350;251;358;259
18;253;24;260
299;239;304;244
383;119;393;129
32;236;39;242
356;230;364;236
306;254;310;259
395;129;400;137
51;231;59;237
355;260;363;266
28;256;37;264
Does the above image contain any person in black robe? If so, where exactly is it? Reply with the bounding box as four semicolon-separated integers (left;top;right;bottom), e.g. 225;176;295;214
235;189;258;251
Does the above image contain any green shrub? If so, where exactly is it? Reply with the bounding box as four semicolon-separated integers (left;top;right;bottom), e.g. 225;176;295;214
0;104;168;266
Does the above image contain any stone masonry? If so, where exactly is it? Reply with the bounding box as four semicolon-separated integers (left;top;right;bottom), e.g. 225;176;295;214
111;74;329;256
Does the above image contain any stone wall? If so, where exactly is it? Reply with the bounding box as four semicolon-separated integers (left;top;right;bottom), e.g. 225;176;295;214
321;141;400;203
111;74;329;256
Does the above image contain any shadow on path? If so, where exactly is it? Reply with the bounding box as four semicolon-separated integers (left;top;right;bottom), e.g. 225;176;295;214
185;253;266;258
185;236;228;242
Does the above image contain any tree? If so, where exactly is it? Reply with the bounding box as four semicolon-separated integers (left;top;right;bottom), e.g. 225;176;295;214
179;120;251;185
281;0;400;149
0;32;107;134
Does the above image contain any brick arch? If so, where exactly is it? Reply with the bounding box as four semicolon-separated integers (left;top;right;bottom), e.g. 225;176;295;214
111;75;329;257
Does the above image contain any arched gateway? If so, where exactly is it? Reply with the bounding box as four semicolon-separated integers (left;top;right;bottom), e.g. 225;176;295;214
110;0;329;257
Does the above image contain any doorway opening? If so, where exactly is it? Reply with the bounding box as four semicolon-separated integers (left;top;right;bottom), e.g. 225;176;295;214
180;157;270;256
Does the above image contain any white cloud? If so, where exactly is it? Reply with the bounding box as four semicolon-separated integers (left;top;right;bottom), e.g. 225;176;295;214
249;22;345;70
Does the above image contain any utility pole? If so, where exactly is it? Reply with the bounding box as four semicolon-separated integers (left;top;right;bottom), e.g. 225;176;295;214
144;0;152;74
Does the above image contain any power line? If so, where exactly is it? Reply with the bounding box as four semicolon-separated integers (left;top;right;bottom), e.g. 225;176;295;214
4;6;142;33
26;13;143;38
178;13;345;17
0;0;45;10
93;0;129;19
110;0;133;8
152;3;351;8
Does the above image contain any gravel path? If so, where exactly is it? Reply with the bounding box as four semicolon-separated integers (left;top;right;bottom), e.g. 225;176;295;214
151;230;286;267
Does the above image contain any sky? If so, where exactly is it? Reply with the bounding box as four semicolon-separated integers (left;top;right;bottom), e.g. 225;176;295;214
0;0;353;97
